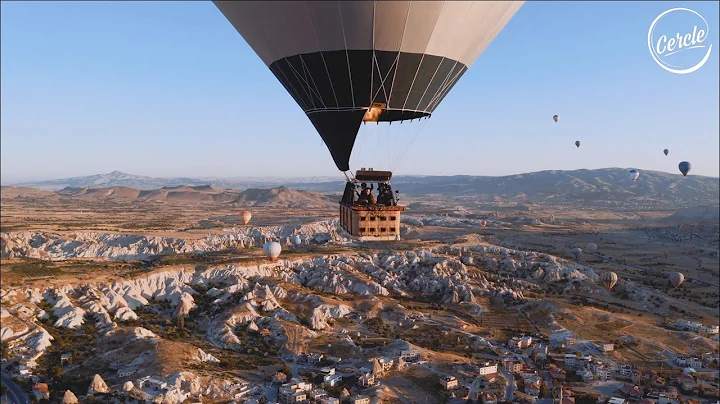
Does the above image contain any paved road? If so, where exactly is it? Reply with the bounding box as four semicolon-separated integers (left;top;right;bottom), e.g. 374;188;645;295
498;367;515;401
1;372;30;404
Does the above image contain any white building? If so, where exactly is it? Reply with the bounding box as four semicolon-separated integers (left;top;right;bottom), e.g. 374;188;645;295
700;324;719;335
618;364;637;378
319;398;339;404
358;373;375;387
601;342;615;352
350;395;370;404
564;354;591;369
676;356;702;369
440;376;458;390
549;331;574;348
672;320;702;332
533;345;548;360
591;362;611;381
578;368;594;383
400;349;422;362
324;374;343;387
117;366;139;378
477;363;498;376
377;357;394;371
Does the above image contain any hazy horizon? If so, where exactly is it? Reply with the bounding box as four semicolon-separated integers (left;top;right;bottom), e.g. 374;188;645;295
3;165;719;187
2;1;719;183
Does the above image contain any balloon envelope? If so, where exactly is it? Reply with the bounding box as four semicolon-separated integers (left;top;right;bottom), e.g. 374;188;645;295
571;247;582;260
240;211;252;225
263;241;282;261
214;1;525;171
628;169;640;182
586;242;597;251
669;272;684;288
678;161;691;177
601;272;618;290
575;141;580;148
553;115;559;122
291;235;302;247
663;149;669;156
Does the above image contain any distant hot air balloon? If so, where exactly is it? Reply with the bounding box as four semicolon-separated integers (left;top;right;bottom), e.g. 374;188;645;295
663;149;669;156
240;211;252;225
601;271;618;290
263;241;282;261
575;141;581;148
678;161;691;177
290;235;302;247
481;220;487;227
586;242;597;252
628;169;640;182
663;250;669;259
553;115;559;123
571;247;582;260
668;272;684;288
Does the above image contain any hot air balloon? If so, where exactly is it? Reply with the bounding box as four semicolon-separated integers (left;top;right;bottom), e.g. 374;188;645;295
290;235;302;247
663;149;669;156
481;220;487;227
586;242;597;252
601;271;618;290
668;272;684;288
575;141;581;148
571;247;582;260
678;161;691;177
263;241;282;261
663;250;669;259
628;169;640;182
553;115;559;123
240;211;252;225
214;1;525;171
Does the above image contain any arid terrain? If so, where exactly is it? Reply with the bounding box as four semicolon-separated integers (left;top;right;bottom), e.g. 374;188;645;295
1;170;718;404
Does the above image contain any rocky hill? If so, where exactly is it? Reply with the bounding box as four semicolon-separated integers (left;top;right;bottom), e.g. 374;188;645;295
11;170;337;191
2;185;337;208
8;168;719;205
665;205;720;223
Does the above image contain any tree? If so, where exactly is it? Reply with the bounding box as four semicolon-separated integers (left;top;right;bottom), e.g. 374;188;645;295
1;341;9;361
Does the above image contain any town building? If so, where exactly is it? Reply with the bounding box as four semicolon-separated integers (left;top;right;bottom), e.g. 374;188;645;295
117;366;139;378
349;395;370;404
477;363;498;376
440;376;458;390
358;373;375;388
564;353;592;369
504;359;524;374
400;349;422;362
601;341;615;352
323;374;343;387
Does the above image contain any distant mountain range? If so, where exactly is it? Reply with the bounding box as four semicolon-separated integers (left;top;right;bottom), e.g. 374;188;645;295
1;184;337;208
9;170;338;191
5;168;719;206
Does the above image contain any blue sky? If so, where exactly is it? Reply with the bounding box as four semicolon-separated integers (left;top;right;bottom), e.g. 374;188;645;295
1;1;718;183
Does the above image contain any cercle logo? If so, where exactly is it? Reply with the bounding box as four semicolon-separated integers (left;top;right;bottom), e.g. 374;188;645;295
648;7;713;74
